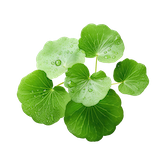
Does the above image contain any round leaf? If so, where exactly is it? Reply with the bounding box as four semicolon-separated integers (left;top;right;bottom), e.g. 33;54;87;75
79;24;125;63
64;63;111;106
64;89;123;141
113;58;149;96
36;37;85;79
17;70;71;125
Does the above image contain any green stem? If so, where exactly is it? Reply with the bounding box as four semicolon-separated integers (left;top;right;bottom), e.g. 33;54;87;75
111;82;122;85
95;55;98;73
94;54;122;85
55;81;64;86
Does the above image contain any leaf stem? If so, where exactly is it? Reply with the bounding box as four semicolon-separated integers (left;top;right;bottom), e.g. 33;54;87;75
54;81;64;86
95;55;98;73
111;82;122;85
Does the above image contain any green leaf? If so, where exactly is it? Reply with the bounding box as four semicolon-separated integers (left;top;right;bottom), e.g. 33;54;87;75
17;70;71;125
64;63;111;106
113;58;149;96
64;89;123;141
36;37;85;79
79;24;125;63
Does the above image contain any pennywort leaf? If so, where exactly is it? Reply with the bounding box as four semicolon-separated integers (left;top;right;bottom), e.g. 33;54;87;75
79;24;125;63
36;37;85;79
64;63;111;106
64;89;123;141
17;70;71;125
113;58;149;96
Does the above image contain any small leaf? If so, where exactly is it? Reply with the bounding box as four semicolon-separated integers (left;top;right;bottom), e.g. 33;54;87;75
17;70;71;125
36;37;85;79
113;58;149;96
64;89;123;141
64;63;111;106
79;24;125;63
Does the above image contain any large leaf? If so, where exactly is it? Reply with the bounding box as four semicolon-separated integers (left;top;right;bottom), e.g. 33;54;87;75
17;70;71;125
64;89;123;141
79;24;125;63
113;58;149;96
64;63;111;106
36;37;85;79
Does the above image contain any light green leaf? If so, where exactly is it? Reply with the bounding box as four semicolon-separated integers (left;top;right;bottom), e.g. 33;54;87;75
17;70;71;125
79;24;125;63
64;89;123;141
64;63;111;107
113;58;149;96
36;37;85;79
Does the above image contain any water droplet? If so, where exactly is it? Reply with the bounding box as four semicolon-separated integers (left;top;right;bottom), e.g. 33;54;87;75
42;96;44;98
31;91;34;93
70;44;73;48
88;88;93;92
70;51;73;54
43;89;46;92
112;56;116;59
83;97;86;100
37;89;39;91
70;89;74;93
67;81;76;88
104;55;111;59
51;114;54;121
115;39;122;45
66;50;70;54
81;50;85;54
108;48;111;52
83;88;85;90
34;95;36;97
38;108;41;111
104;51;107;54
55;60;61;66
51;61;55;65
37;112;41;116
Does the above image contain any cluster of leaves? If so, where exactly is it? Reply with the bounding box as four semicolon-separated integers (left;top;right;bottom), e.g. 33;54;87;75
17;24;149;141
